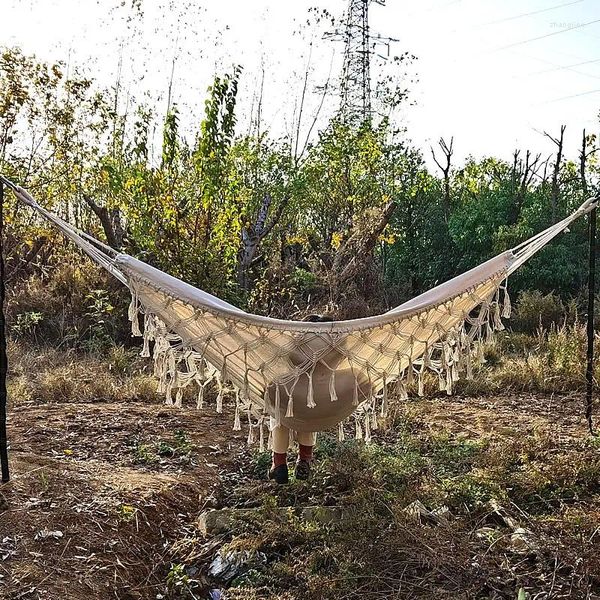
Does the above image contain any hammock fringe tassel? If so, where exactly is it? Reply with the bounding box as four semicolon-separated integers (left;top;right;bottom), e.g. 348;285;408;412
127;277;512;445
6;178;597;449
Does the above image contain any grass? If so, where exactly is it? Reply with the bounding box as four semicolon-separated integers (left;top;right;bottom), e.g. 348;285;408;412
5;310;600;598
190;404;600;599
7;339;160;407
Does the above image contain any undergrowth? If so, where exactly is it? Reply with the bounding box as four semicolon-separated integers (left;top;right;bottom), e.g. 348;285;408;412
183;412;600;600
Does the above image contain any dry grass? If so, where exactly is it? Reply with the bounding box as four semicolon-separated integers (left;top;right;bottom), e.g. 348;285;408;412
7;339;160;407
452;324;599;396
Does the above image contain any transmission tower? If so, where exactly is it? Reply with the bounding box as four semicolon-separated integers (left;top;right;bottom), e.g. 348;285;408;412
326;0;395;124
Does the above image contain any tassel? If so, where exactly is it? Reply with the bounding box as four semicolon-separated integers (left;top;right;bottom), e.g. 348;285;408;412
216;386;223;413
493;301;504;331
168;351;176;376
466;349;473;380
259;419;265;452
438;373;446;391
452;361;460;383
174;387;183;408
165;380;173;405
233;404;241;431
371;410;378;431
423;342;430;368
397;381;408;401
355;418;363;440
247;420;255;445
307;370;316;408
477;340;486;363
274;385;282;426
157;369;167;394
502;285;512;318
364;413;372;443
242;370;250;401
353;376;359;406
446;372;453;395
141;333;151;358
196;384;204;409
267;428;273;451
128;295;142;337
417;372;424;397
329;370;338;402
338;421;345;442
380;375;388;417
285;393;294;418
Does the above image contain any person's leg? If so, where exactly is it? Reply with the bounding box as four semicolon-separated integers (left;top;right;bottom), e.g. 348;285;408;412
295;431;316;480
269;424;290;484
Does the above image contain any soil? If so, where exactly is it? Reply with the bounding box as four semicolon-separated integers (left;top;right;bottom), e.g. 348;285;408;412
0;391;595;599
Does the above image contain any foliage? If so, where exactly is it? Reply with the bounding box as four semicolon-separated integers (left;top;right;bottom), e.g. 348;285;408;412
0;44;599;326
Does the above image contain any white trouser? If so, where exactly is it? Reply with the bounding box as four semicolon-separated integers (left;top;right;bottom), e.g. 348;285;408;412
270;421;316;453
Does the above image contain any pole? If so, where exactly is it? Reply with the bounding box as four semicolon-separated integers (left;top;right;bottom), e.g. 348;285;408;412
0;181;9;482
586;204;596;435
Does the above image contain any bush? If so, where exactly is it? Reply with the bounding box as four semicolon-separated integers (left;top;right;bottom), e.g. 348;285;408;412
7;260;131;349
511;290;564;334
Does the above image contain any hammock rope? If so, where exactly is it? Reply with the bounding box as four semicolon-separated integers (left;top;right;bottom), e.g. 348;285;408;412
2;176;597;445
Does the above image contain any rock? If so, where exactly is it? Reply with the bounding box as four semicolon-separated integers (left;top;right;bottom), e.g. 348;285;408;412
403;500;452;525
509;527;540;555
403;500;430;521
209;550;267;581
486;499;518;530
299;506;345;525
198;506;348;536
34;530;63;541
199;509;247;535
431;505;452;523
475;527;501;543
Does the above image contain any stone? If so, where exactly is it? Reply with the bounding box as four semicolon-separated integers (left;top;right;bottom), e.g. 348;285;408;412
509;527;540;555
403;500;430;521
299;506;346;525
198;505;348;536
403;500;451;525
475;527;501;543
209;550;267;581
198;508;252;535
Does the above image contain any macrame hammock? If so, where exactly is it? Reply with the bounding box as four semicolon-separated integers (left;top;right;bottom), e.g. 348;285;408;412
4;178;598;449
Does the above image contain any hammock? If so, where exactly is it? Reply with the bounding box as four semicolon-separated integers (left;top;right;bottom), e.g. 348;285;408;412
3;178;597;448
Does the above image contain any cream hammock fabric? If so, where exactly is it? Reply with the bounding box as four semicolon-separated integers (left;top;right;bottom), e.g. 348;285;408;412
5;179;597;448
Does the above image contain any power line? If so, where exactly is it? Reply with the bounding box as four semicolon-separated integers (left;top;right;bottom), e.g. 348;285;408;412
482;0;585;27
492;17;600;53
520;55;600;82
532;56;600;75
542;87;600;104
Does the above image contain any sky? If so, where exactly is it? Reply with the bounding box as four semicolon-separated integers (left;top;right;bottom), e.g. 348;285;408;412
4;0;600;166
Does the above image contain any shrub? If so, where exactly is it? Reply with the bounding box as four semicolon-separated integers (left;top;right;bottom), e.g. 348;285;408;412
511;290;564;334
7;260;131;348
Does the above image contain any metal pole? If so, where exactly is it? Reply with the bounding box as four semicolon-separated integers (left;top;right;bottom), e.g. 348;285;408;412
0;181;9;482
586;204;596;435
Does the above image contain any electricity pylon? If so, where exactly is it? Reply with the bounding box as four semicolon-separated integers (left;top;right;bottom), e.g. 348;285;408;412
326;0;396;124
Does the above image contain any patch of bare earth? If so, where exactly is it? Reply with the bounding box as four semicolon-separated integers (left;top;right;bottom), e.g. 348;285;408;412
411;392;591;441
1;390;598;599
0;399;246;599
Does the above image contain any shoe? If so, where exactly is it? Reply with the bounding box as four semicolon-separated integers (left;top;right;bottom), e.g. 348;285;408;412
268;463;289;484
295;459;311;481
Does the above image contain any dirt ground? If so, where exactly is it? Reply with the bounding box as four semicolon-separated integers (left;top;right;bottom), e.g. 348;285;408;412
0;390;595;599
